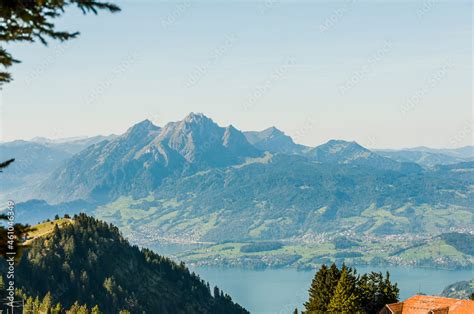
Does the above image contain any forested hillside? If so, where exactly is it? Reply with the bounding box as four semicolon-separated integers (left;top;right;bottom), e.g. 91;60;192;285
0;215;248;314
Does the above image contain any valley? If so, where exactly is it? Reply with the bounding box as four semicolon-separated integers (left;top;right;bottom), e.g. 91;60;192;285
3;113;474;271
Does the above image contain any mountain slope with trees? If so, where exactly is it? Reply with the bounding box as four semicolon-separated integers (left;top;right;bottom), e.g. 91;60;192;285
0;215;248;314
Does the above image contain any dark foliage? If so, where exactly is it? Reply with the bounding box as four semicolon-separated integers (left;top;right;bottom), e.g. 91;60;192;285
303;263;399;314
0;214;248;314
0;158;14;171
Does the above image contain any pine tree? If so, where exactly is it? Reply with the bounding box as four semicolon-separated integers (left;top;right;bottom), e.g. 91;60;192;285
325;263;342;306
24;296;34;313
214;286;221;298
381;272;399;308
34;295;41;313
304;264;329;313
40;292;53;313
327;267;361;313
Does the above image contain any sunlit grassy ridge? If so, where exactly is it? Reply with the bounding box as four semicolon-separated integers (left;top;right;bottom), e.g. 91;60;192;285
24;218;74;245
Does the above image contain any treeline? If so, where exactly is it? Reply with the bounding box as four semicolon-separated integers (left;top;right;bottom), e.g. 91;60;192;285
301;263;399;313
0;214;248;314
0;286;128;314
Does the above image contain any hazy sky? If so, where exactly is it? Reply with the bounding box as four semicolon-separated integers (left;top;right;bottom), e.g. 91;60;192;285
1;0;472;148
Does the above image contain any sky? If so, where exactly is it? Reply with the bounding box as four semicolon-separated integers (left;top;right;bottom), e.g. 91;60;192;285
0;0;472;149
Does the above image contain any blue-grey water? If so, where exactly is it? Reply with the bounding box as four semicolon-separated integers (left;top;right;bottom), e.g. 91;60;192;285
192;266;474;314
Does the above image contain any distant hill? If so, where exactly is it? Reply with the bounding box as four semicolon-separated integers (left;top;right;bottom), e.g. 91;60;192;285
306;140;422;172
243;130;423;172
406;146;474;159
0;214;248;314
0;136;113;202
31;135;116;154
244;127;308;154
441;279;474;300
376;148;474;168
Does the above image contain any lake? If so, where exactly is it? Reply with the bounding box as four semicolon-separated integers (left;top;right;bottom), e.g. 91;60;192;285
192;266;474;314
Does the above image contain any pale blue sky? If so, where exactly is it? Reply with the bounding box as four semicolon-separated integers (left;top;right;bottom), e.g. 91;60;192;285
1;0;472;148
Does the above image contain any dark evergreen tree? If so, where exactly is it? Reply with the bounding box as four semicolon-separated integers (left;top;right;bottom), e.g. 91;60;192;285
327;266;361;313
358;271;399;313
304;264;329;313
303;264;399;314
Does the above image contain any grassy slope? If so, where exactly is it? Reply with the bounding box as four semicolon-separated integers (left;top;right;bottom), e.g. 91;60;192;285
24;218;74;245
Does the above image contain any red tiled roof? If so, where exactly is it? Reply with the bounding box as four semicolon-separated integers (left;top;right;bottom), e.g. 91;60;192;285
384;295;474;314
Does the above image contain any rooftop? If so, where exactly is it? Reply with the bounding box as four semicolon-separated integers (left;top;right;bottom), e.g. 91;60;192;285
382;295;474;314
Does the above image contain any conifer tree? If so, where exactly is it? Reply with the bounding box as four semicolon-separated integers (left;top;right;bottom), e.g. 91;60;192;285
357;271;398;313
381;272;399;307
40;292;53;313
327;267;361;313
304;264;329;313
34;295;41;312
325;263;342;306
24;296;34;313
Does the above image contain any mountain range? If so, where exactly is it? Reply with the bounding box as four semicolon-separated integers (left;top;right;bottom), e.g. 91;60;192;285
0;135;114;203
2;113;473;269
